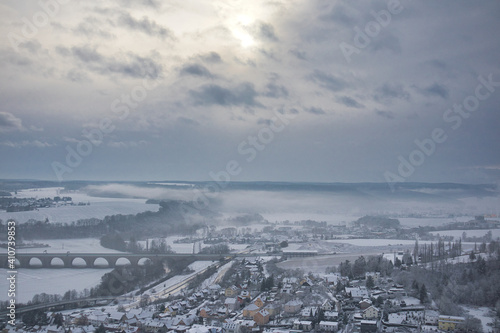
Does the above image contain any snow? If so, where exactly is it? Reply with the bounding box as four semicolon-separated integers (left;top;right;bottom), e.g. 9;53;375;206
430;229;500;240
0;187;159;224
0;267;112;303
0;238;125;254
463;306;496;333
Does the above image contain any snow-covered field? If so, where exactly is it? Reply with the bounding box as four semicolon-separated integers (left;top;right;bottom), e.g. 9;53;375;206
0;187;159;224
0;268;112;303
463;306;496;333
397;217;475;228
0;238;125;254
430;229;500;240
261;213;357;225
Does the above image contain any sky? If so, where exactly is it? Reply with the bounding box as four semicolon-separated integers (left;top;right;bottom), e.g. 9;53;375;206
0;0;499;184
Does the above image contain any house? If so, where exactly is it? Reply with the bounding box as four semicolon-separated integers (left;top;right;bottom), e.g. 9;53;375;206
87;311;107;327
143;319;167;333
242;304;260;318
253;310;270;326
284;300;303;314
199;308;211;318
106;310;127;324
323;274;341;286
225;298;239;312
324;312;339;321
359;299;372;310
360;320;378;333
300;278;314;287
321;300;333;311
263;303;280;318
318;321;339;332
300;307;318;319
240;290;251;299
225;286;239;297
345;287;370;301
365;272;380;281
281;283;294;293
438;315;465;331
253;297;265;308
223;321;240;333
293;320;313;331
362;306;379;320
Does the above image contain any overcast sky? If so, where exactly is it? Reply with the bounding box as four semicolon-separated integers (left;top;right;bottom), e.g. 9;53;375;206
1;0;499;184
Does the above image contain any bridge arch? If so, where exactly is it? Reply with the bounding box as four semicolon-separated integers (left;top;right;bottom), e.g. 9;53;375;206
115;257;132;266
138;257;153;266
71;257;88;268
93;257;110;268
50;257;65;267
29;257;43;267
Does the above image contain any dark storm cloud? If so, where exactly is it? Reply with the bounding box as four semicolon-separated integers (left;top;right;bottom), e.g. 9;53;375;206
420;83;449;99
61;45;162;79
308;70;346;92
337;96;364;108
189;83;261;107
374;83;410;103
117;12;173;39
199;52;222;63
180;63;213;78
0;112;24;132
306;107;326;115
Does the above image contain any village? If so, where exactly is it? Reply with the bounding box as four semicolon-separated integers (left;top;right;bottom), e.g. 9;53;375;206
4;251;480;333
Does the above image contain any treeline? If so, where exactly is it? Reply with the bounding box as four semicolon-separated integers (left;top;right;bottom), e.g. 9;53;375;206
100;234;173;254
199;244;230;254
4;200;211;240
393;239;500;316
334;255;394;279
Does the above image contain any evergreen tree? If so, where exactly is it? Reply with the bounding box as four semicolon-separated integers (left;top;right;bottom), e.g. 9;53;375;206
419;284;428;304
366;275;375;289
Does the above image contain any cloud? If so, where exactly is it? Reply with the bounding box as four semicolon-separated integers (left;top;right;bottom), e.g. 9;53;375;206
308;70;346;92
177;117;199;126
199;52;222;63
289;48;307;60
257;22;279;41
263;75;289;98
63;45;163;79
420;83;449;99
369;32;402;54
306;107;327;115
0;140;54;148
189;83;261;107
117;12;173;39
375;110;395;119
107;140;148;148
0;112;24;132
374;83;410;103
180;63;213;78
319;4;359;26
337;96;364;108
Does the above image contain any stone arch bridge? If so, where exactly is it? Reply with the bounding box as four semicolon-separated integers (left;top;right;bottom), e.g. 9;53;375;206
0;252;227;269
